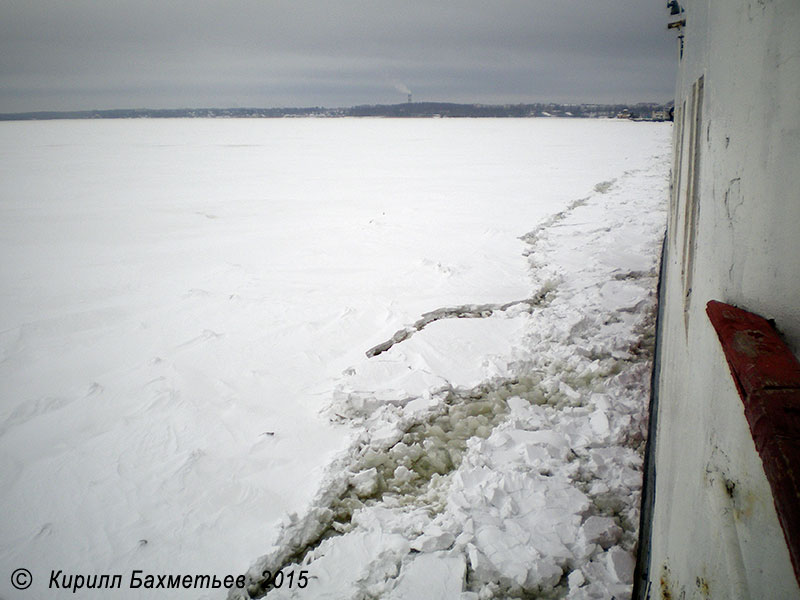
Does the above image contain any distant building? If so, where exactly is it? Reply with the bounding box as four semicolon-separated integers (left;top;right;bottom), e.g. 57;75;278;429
651;109;669;121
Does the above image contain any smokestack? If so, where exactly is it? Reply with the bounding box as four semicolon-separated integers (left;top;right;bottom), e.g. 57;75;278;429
408;93;412;104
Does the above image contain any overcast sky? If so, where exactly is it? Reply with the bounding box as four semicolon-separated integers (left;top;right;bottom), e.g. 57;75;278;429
0;1;678;113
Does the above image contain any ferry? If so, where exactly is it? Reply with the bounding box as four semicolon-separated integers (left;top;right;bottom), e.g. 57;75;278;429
634;1;800;598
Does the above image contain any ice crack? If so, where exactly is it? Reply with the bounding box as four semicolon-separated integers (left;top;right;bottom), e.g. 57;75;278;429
365;291;552;358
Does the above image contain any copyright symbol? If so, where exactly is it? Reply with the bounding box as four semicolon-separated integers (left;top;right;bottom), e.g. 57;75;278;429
11;568;32;590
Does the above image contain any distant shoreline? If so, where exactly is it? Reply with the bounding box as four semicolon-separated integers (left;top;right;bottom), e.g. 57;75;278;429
0;101;672;122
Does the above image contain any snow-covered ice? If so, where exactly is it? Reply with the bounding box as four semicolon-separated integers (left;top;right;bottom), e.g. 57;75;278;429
0;117;670;599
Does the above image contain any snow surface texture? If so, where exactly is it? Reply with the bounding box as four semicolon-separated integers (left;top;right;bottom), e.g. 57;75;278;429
0;118;670;600
232;142;671;597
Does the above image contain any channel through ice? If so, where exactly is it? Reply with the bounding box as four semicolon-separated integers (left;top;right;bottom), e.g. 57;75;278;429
0;118;671;599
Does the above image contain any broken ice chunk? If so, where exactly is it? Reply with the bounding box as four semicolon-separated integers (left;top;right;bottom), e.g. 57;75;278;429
606;546;635;584
581;515;622;549
589;410;610;438
410;526;456;552
559;381;582;400
393;464;414;483
388;553;465;600
506;395;530;415
370;422;404;446
568;568;586;589
350;467;380;497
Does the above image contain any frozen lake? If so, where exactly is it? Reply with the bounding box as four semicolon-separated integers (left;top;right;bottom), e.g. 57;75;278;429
0;118;670;599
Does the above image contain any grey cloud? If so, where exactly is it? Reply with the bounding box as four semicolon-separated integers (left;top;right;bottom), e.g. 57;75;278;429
0;0;677;112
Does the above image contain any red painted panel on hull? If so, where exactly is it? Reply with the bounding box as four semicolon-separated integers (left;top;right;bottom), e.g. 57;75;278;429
707;300;800;584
